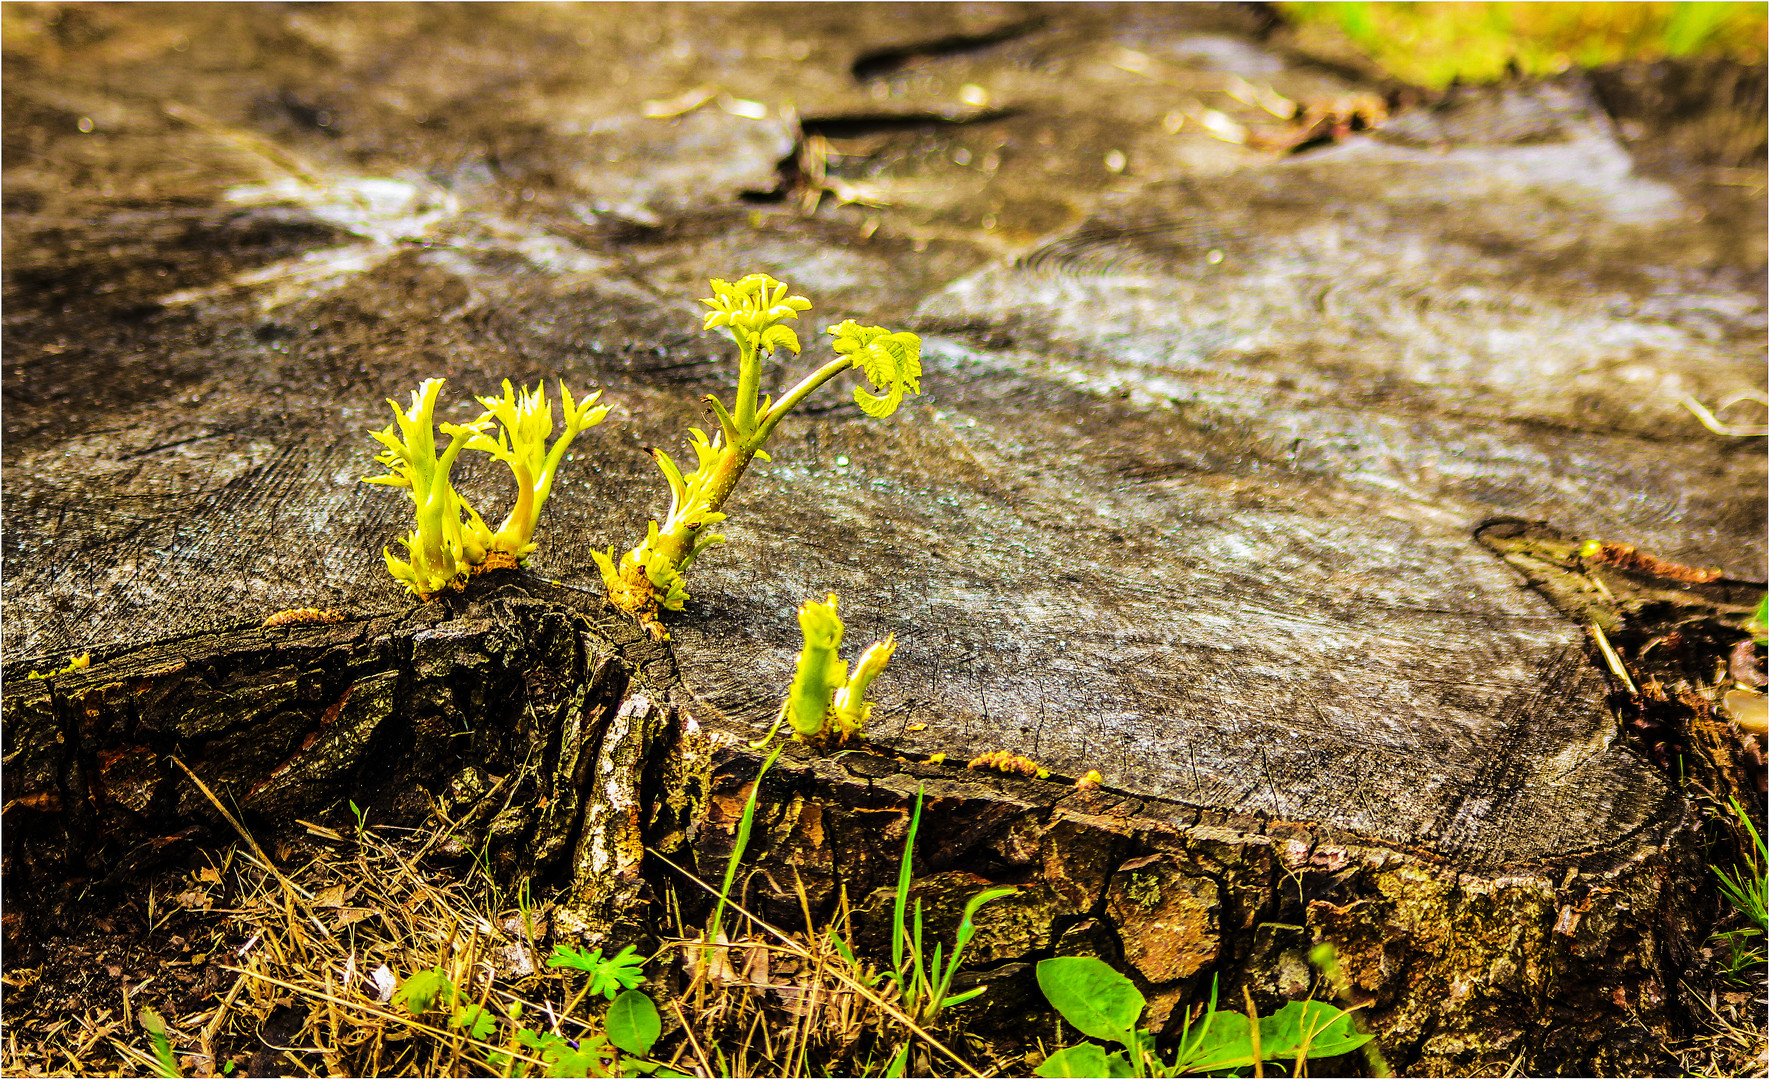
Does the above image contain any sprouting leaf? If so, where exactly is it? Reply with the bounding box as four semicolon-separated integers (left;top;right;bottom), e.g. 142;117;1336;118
392;968;457;1015
464;378;609;560
700;274;810;346
759;323;801;356
362;378;490;597
602;276;926;633
786;595;848;738
830;321;922;419
547;943;648;999
450;1003;498;1042
604;990;662;1057
832;634;896;738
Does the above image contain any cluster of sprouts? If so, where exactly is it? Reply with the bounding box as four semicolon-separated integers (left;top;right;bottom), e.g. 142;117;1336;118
366;273;915;742
766;594;897;747
366;377;607;597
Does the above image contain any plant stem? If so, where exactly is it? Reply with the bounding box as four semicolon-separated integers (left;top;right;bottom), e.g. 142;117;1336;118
733;336;760;434
752;355;856;448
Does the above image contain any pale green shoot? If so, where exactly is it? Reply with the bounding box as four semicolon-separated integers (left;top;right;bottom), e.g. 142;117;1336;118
755;594;898;748
365;378;490;597
833;634;897;742
464;378;610;563
367;376;606;597
788;594;849;740
596;273;922;636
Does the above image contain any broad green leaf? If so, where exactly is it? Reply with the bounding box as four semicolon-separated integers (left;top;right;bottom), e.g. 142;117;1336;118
1172;1001;1372;1072
392;968;456;1015
605;991;661;1057
1035;1043;1114;1078
1171;1009;1258;1072
1036;957;1144;1044
1257;999;1373;1060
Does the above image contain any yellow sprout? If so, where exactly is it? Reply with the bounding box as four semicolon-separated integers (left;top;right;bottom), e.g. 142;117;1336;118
465;379;610;561
367;376;607;597
365;378;488;597
601;274;922;637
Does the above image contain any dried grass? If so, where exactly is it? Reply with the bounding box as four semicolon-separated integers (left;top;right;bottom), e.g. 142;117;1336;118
1;811;1009;1078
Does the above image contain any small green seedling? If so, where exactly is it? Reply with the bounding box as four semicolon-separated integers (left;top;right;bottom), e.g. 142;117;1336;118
393;963;676;1078
887;784;1015;1031
754;593;897;748
1034;957;1371;1078
819;781;1013;1076
366;377;607;597
547;943;649;1000
595;274;921;637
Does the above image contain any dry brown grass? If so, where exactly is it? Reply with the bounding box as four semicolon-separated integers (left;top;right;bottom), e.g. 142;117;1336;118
1;809;1013;1078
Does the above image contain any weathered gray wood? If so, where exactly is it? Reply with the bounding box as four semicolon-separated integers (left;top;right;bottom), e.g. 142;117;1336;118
3;4;1764;1075
6;2;1760;861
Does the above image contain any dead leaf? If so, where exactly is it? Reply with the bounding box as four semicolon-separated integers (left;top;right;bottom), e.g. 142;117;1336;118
369;964;396;1002
741;943;770;987
297;819;346;842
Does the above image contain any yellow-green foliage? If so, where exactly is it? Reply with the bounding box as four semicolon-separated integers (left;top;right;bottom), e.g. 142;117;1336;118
465;379;610;560
1281;2;1766;88
596;274;922;635
830;321;924;419
27;652;89;680
367;377;606;598
367;378;490;598
833;632;897;740
784;594;897;744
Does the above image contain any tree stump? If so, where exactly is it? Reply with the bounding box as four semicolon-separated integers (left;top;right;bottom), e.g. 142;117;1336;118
4;5;1763;1075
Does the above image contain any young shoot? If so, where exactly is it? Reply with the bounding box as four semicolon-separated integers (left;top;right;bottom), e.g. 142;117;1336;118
594;273;921;637
366;377;607;597
763;593;897;748
366;378;490;598
463;378;610;567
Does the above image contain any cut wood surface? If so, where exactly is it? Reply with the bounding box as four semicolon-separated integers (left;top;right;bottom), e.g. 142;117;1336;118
3;5;1764;1075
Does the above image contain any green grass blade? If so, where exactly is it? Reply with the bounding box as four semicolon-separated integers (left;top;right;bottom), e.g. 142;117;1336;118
708;744;783;949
